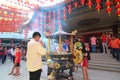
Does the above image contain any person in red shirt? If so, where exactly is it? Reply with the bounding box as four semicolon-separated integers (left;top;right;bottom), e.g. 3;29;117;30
9;47;21;76
109;35;120;61
107;34;112;53
101;33;108;54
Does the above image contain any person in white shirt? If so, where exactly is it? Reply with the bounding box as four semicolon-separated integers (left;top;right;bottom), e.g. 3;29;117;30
26;32;47;80
9;47;15;62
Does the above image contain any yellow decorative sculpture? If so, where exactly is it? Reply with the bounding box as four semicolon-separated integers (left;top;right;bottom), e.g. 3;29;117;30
73;42;83;64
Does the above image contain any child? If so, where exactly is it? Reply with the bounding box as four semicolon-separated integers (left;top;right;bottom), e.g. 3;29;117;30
8;47;21;76
81;52;89;80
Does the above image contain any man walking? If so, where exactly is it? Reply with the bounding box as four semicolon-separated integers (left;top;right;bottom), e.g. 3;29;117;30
26;32;47;80
109;35;120;61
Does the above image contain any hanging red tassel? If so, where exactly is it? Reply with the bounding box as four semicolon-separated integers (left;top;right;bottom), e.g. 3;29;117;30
116;9;120;17
105;0;112;15
95;0;101;12
52;11;56;32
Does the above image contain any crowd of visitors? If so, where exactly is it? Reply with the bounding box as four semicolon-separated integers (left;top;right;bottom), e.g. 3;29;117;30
82;33;120;62
0;45;27;76
0;45;27;63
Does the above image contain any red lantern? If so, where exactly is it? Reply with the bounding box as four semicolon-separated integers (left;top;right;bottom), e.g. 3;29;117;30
68;4;72;14
74;2;78;8
106;0;112;15
116;9;120;17
116;3;120;9
80;0;85;6
95;0;101;12
96;5;101;12
115;0;120;2
106;7;112;15
87;0;92;9
115;0;120;18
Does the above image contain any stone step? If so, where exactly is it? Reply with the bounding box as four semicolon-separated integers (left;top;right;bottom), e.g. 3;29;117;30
88;65;120;73
89;60;120;65
89;63;120;69
91;53;112;55
90;59;117;62
88;53;120;72
91;55;112;57
90;55;113;58
91;58;115;60
90;55;113;59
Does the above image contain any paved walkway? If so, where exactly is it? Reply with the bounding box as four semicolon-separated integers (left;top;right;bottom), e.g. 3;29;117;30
0;60;120;80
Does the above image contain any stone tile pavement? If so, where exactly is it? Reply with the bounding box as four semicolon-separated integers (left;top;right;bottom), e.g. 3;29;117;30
0;60;120;80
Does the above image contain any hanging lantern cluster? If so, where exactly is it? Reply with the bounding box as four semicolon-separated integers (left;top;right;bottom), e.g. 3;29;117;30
52;11;56;32
0;11;24;32
115;0;120;18
0;0;31;13
106;0;112;15
0;20;23;32
63;7;67;20
58;9;61;25
95;0;102;12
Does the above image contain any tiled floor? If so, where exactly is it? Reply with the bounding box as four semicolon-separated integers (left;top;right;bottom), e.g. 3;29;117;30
0;60;120;80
